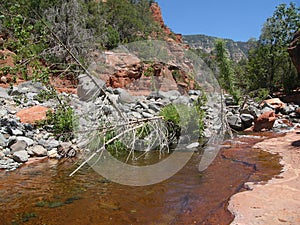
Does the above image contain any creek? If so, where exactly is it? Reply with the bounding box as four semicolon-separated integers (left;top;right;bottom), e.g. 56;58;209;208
0;132;283;225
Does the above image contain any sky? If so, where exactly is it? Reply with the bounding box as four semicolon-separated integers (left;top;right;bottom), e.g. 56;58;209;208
155;0;299;42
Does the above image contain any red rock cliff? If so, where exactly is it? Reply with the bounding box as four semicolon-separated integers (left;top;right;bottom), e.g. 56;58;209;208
150;3;182;43
288;30;300;79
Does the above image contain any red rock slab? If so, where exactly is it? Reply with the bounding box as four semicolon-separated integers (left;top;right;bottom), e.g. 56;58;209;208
259;98;286;110
229;129;300;225
16;105;50;124
253;111;276;132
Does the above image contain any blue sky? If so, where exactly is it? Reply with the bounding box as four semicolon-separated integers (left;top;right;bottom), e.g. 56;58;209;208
155;0;298;41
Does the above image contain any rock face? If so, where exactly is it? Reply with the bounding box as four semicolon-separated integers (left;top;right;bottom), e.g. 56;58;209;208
288;30;300;79
150;3;182;43
90;50;195;93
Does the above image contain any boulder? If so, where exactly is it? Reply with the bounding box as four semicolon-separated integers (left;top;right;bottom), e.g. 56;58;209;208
16;136;34;146
13;150;29;163
240;105;260;119
117;88;137;104
0;87;11;99
240;113;254;128
48;149;59;158
259;98;285;110
39;139;60;150
227;114;244;131
253;111;276;132
29;145;48;157
16;105;49;124
0;133;7;147
10;140;27;153
16;81;47;94
77;74;106;101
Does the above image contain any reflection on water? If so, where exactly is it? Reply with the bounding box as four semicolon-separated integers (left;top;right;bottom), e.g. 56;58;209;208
0;133;282;225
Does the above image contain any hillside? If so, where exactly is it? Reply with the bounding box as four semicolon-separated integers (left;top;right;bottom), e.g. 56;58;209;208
183;34;251;62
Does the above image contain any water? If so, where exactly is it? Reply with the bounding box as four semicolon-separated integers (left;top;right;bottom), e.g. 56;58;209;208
0;133;282;225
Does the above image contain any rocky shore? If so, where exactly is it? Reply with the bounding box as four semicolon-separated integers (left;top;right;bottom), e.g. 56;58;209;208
0;76;222;171
229;129;300;225
1;76;300;173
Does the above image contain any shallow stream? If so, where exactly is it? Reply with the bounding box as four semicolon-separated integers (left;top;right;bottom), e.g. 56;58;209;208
0;132;283;225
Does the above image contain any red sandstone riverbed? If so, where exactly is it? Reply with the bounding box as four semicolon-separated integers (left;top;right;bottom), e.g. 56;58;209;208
0;132;285;225
229;129;300;225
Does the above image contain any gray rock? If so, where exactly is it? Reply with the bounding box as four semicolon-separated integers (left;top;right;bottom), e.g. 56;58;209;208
0;108;7;117
146;109;156;115
13;150;29;163
29;145;47;157
160;90;181;100
10;140;27;153
240;105;261;119
128;111;142;119
17;81;47;94
142;112;153;118
137;101;149;110
48;149;59;158
0;158;20;170
2;148;10;156
11;128;23;136
39;139;60;149
172;96;190;105
0;151;4;159
16;136;34;146
186;142;200;149
240;113;255;128
0;87;11;99
117;89;137;104
77;74;106;101
188;90;202;96
227;114;244;131
281;105;295;115
260;102;275;114
0;133;8;147
148;103;161;112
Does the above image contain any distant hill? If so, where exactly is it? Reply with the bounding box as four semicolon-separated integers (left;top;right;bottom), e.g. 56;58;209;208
183;34;251;62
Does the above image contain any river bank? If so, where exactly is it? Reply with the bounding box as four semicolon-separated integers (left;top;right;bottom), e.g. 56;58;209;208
229;129;300;225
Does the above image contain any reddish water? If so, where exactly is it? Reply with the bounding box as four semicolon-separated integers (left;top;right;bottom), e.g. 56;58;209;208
0;133;283;225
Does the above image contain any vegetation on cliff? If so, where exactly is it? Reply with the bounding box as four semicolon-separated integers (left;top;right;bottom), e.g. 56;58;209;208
0;0;166;84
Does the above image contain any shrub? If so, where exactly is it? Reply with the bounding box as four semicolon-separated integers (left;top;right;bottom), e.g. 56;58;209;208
43;103;77;141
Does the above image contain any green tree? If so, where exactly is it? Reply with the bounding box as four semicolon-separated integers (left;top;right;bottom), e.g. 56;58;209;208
246;3;300;93
215;39;241;103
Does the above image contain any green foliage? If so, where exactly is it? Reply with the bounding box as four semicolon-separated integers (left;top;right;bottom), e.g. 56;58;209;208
215;39;241;103
159;97;207;141
144;65;155;77
159;104;181;140
193;93;207;138
43;104;77;141
245;3;300;93
104;26;120;50
36;88;57;103
136;123;151;139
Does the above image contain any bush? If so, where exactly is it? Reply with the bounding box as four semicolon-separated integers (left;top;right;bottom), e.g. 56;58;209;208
43;103;77;141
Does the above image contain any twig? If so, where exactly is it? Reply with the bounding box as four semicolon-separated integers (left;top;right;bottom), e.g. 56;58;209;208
69;123;145;176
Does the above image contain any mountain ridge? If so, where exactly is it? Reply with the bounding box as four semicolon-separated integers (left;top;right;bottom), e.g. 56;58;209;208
183;34;252;62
